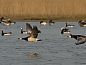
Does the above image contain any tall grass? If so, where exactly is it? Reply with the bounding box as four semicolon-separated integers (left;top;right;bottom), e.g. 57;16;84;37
0;0;86;20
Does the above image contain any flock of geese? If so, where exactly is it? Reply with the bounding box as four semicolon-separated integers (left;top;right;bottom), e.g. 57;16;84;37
1;17;86;45
61;21;86;45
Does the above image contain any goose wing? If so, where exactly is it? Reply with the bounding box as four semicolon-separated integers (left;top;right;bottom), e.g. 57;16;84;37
28;26;39;38
33;26;41;33
26;23;32;33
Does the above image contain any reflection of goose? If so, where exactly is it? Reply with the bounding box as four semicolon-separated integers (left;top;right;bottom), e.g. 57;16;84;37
68;34;86;45
65;22;74;27
1;30;12;36
61;27;70;34
0;17;16;26
18;23;41;42
27;52;40;59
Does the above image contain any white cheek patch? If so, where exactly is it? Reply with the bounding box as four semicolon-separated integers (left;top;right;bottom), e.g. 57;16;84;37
67;35;71;38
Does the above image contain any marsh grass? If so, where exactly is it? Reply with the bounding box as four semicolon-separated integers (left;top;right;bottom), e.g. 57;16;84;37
0;0;86;20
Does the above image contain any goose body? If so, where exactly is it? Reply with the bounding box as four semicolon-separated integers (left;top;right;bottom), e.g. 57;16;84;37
40;21;47;26
78;20;86;27
1;30;12;36
0;22;15;26
0;17;16;26
20;28;28;34
18;37;41;42
66;25;74;27
68;34;86;45
49;20;55;25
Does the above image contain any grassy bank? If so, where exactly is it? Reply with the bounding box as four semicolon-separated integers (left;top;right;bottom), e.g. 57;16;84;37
0;0;86;20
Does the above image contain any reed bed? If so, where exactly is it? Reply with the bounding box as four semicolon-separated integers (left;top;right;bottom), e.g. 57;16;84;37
0;0;86;20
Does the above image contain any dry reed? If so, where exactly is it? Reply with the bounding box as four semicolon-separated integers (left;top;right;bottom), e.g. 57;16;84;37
0;0;86;20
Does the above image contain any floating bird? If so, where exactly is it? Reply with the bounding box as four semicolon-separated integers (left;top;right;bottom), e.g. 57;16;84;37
67;34;86;45
61;27;70;34
1;30;12;36
18;23;41;42
65;22;74;28
20;28;28;34
40;20;55;26
78;20;86;27
20;23;32;34
49;20;55;25
40;21;47;26
0;17;16;26
20;23;31;34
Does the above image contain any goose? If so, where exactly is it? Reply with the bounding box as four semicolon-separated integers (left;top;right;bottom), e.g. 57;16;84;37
18;23;41;42
0;17;16;26
20;23;30;34
1;30;12;36
20;28;28;34
40;20;55;26
65;22;74;28
0;22;15;26
49;20;55;25
61;27;70;34
78;20;86;27
20;23;31;34
40;21;47;26
67;34;86;45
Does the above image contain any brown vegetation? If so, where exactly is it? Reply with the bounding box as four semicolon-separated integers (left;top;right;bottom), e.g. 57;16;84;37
0;0;86;20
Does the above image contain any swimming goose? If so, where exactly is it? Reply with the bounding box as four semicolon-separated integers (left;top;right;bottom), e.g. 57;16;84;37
61;27;70;34
40;20;55;26
20;28;28;34
20;23;31;34
40;21;47;26
78;20;86;27
49;20;55;25
65;22;74;27
0;22;15;26
0;17;16;26
20;23;32;34
67;34;86;45
18;24;41;42
1;30;12;36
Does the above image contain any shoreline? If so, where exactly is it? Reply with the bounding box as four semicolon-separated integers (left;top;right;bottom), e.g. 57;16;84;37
4;15;86;22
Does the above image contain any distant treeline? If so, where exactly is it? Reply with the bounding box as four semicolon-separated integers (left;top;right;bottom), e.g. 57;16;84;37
0;0;86;20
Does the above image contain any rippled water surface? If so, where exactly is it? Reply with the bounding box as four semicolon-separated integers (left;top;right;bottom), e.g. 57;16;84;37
0;20;86;65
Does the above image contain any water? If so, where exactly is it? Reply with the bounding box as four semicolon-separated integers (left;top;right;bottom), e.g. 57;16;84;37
0;20;86;65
